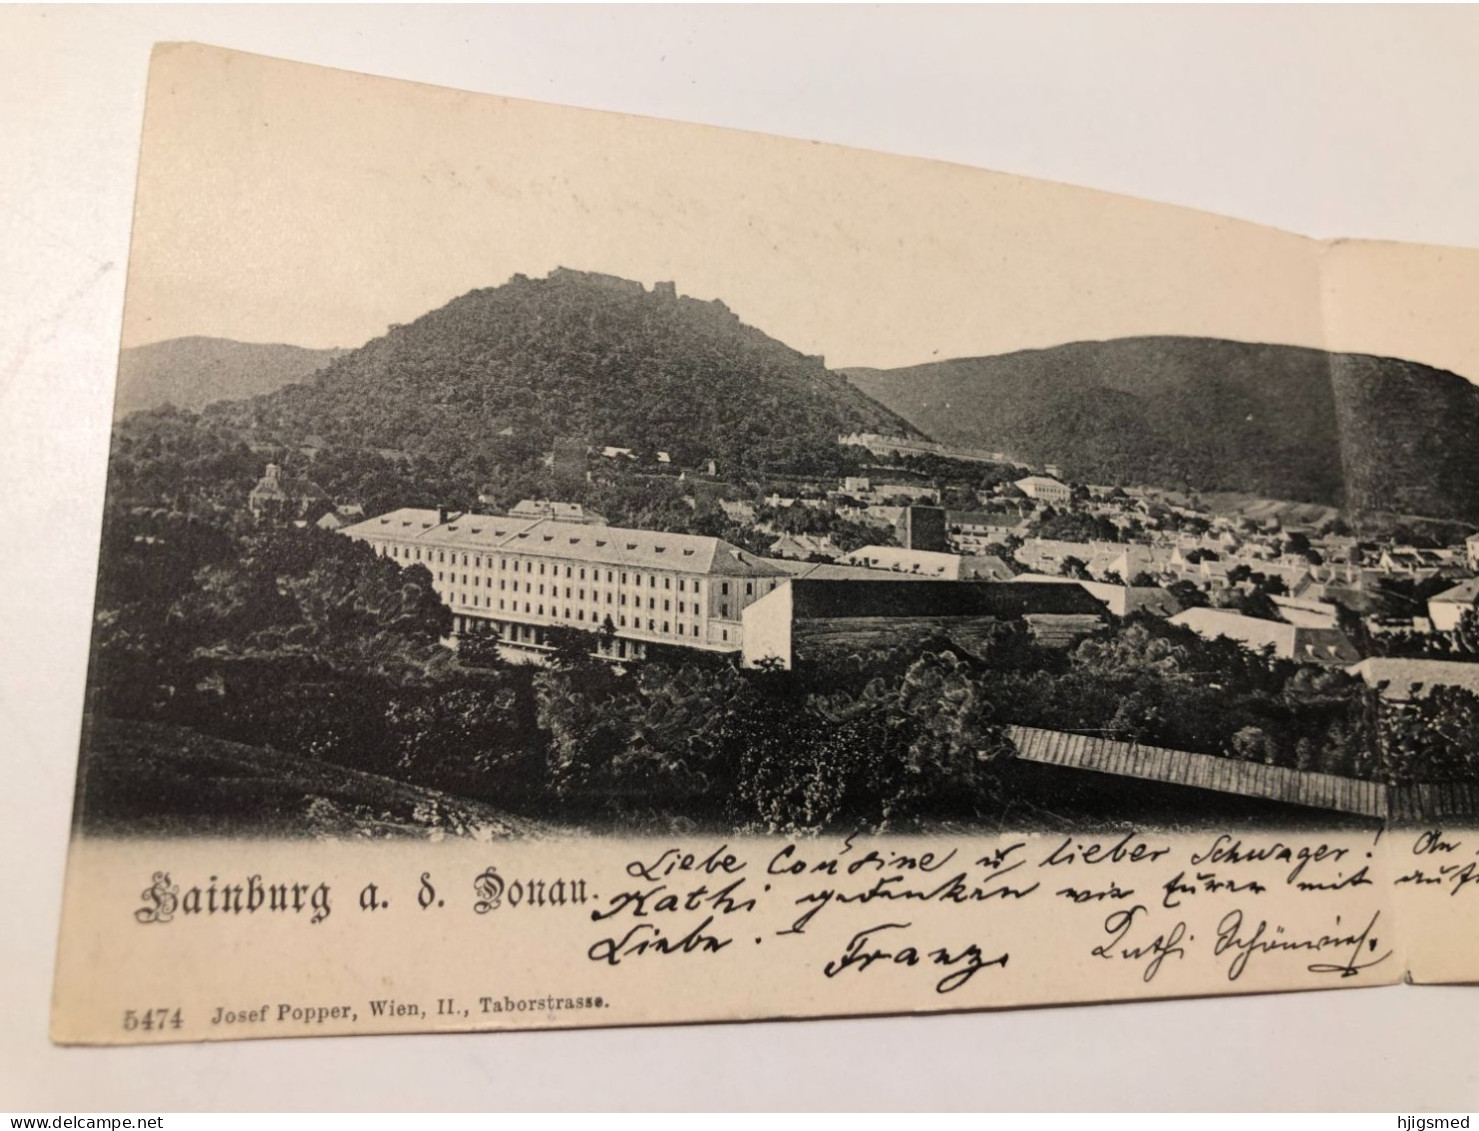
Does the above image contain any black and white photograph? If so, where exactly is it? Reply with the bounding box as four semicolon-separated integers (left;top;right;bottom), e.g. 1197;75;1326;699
73;51;1479;846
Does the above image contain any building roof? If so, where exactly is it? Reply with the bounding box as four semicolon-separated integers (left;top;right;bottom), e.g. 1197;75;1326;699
1383;548;1446;568
1015;574;1184;617
768;533;842;559
1016;476;1067;487
840;545;969;578
509;499;606;524
1431;578;1479;605
1348;658;1479;700
784;578;1108;621
1169;607;1359;663
341;507;786;577
1170;607;1290;647
1248;561;1315;587
1091;543;1160;577
1017;537;1095;561
960;555;1015;581
1118;587;1185;618
767;560;937;582
1270;595;1339;629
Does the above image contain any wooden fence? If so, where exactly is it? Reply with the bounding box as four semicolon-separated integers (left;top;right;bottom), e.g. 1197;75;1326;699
1006;725;1477;822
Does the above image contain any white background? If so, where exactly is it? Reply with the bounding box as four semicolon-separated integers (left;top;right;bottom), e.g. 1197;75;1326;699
3;4;1478;1113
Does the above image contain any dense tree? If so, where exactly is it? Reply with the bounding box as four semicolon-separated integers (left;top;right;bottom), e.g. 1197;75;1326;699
1377;687;1479;785
1058;556;1090;580
1235;588;1284;623
1165;580;1208;610
1030;508;1126;544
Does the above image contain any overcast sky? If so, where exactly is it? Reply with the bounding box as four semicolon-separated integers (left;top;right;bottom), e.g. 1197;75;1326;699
120;44;1479;385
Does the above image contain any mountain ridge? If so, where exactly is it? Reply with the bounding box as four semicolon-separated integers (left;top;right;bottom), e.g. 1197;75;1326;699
208;268;921;477
844;335;1479;524
138;278;1478;526
116;337;348;416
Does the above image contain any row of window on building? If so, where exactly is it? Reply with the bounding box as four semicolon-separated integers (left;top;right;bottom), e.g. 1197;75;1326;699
433;574;727;619
458;600;724;642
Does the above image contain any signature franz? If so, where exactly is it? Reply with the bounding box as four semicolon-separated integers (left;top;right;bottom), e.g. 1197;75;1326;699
822;921;1009;994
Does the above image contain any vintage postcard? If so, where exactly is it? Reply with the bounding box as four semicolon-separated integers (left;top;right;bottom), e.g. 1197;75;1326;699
51;43;1479;1045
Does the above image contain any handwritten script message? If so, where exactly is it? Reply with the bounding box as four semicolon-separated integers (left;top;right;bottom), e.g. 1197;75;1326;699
63;822;1468;1042
577;833;1395;990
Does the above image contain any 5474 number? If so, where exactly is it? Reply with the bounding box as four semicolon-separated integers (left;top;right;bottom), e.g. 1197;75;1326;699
123;1007;182;1033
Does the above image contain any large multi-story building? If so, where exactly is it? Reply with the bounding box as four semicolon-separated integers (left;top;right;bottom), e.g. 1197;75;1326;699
340;507;789;659
741;578;1110;670
1014;475;1072;505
